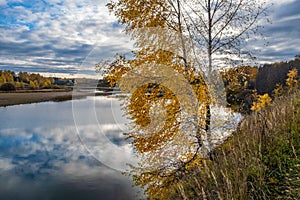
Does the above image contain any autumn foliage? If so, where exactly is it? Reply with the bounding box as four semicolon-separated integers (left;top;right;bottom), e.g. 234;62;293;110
105;0;213;198
105;0;272;199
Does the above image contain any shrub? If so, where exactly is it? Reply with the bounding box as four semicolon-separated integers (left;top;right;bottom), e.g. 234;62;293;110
0;82;16;91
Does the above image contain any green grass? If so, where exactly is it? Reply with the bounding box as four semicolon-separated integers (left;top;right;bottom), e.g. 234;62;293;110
262;101;300;199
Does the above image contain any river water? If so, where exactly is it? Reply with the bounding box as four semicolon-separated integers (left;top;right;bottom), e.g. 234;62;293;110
0;96;142;200
0;95;241;200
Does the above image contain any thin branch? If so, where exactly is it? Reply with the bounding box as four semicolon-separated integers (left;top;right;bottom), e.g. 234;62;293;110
180;1;209;44
212;8;265;54
212;0;242;42
211;0;234;27
182;0;209;31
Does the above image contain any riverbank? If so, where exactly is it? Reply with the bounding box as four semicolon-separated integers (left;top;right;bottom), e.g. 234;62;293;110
0;90;88;107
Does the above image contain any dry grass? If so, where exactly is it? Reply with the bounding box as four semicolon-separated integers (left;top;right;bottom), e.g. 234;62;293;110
167;92;300;200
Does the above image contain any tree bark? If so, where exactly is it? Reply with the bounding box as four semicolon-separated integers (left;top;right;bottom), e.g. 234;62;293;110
207;0;213;74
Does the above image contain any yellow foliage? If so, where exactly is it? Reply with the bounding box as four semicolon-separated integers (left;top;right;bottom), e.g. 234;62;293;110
105;0;211;198
104;35;209;200
15;81;25;89
29;80;39;89
251;93;272;111
107;0;168;31
273;83;284;98
42;79;52;88
286;68;298;94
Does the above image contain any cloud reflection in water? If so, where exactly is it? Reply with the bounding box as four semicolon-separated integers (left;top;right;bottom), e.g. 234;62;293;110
0;98;142;200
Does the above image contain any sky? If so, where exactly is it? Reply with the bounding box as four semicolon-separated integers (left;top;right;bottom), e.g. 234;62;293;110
0;0;299;78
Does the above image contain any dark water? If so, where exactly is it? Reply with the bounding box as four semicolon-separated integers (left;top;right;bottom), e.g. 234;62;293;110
0;96;142;200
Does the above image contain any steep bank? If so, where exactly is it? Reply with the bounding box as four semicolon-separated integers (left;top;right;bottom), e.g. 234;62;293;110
166;92;300;200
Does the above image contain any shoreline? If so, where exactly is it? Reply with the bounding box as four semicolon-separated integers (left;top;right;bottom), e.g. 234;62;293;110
0;90;87;107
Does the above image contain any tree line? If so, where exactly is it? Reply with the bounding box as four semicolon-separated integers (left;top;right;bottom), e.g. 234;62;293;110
222;56;300;114
0;70;74;91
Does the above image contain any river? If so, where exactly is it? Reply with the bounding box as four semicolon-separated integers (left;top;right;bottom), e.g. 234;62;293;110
0;96;142;200
0;95;242;200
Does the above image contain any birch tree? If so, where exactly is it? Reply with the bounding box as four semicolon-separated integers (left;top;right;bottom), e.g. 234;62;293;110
105;0;268;198
178;0;268;72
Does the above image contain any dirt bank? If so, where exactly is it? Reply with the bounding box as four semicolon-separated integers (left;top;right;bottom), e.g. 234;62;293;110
0;91;81;107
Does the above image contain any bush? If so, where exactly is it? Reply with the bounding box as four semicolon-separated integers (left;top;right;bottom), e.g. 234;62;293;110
0;82;16;91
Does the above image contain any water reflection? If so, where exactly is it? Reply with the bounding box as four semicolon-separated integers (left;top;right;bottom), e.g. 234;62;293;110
73;96;137;171
0;97;142;200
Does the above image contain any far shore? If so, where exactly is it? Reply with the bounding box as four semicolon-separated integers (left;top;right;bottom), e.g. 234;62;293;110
0;89;90;107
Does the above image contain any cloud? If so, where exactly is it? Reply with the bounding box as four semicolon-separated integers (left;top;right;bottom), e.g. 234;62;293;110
0;0;132;76
242;0;300;64
0;0;299;74
0;0;6;6
272;0;300;19
0;158;14;170
263;1;300;62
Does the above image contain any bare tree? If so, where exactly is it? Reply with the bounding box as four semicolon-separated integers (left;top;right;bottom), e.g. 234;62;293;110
173;0;268;73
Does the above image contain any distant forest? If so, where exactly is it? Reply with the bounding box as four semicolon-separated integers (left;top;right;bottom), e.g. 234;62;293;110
0;71;74;91
1;56;299;114
223;55;300;113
